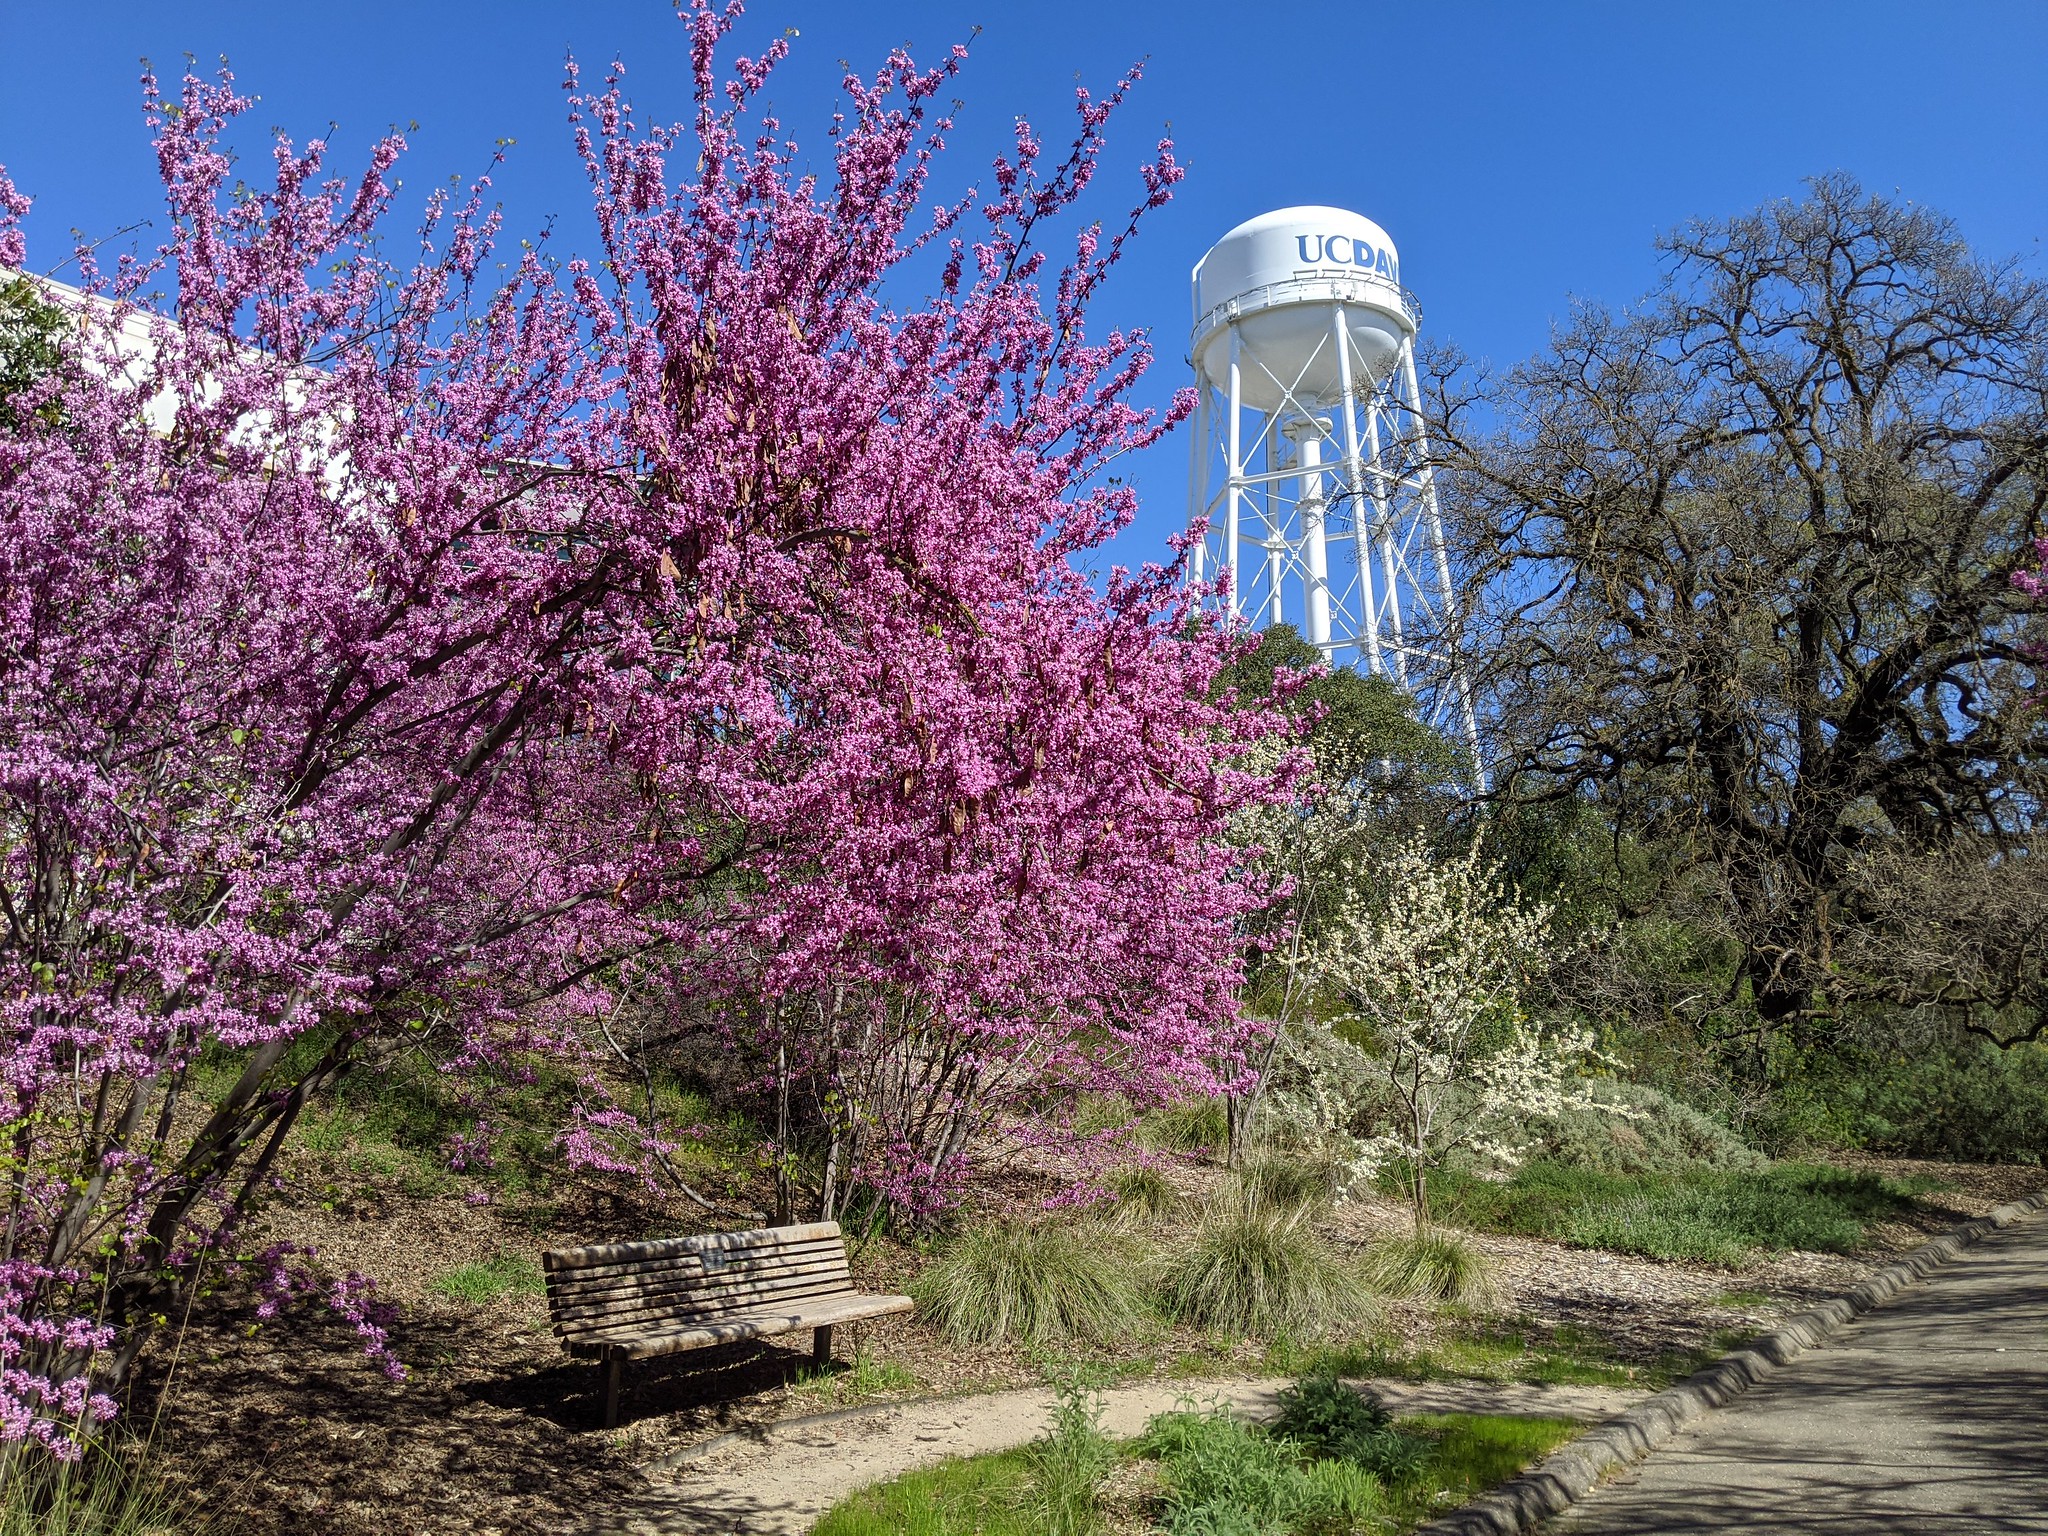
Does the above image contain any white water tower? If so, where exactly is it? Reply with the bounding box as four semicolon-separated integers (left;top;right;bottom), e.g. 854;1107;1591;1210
1186;206;1482;776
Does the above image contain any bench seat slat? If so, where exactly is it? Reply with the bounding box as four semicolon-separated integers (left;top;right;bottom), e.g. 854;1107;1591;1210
560;1291;914;1360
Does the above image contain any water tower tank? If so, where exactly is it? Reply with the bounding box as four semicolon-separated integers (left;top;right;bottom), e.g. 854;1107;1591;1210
1191;206;1416;412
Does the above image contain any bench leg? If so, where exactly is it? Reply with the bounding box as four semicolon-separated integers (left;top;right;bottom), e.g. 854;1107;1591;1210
812;1325;835;1369
603;1351;622;1430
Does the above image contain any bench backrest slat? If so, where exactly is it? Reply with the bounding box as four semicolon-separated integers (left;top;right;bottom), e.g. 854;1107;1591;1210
542;1221;859;1341
545;1235;848;1288
548;1269;851;1327
551;1268;856;1328
542;1221;844;1271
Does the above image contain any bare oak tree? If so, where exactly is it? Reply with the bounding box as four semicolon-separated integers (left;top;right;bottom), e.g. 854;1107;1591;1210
1433;175;2048;1044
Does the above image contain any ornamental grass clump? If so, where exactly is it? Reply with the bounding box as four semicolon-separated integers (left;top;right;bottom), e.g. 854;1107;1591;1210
1106;1165;1184;1221
1154;1191;1375;1339
1363;1230;1506;1310
0;1438;196;1536
912;1221;1152;1348
1229;1154;1341;1215
1143;1097;1231;1155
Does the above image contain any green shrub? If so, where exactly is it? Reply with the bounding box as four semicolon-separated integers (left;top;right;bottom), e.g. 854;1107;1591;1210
1106;1165;1183;1220
1406;1158;1631;1237
912;1221;1151;1348
1267;1368;1413;1483
1141;1404;1377;1536
1363;1231;1505;1309
1024;1379;1114;1536
1272;1368;1430;1485
1154;1198;1375;1339
1563;1188;1753;1265
1274;1366;1384;1447
431;1253;546;1304
1769;1040;2048;1163
1531;1081;1764;1175
1143;1097;1230;1155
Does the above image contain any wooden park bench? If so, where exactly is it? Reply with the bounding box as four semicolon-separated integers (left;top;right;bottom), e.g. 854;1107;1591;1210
541;1220;913;1427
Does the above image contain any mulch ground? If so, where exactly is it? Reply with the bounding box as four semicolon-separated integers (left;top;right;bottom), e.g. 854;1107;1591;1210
140;1149;2048;1536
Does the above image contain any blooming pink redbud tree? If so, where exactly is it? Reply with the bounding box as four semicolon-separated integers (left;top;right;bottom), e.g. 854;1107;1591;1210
0;3;1287;1453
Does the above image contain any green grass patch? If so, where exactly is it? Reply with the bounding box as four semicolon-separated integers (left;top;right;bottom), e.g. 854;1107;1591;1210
813;1390;1586;1536
1380;1413;1582;1528
793;1349;919;1408
1416;1159;1924;1265
1265;1321;1674;1392
430;1253;546;1305
1711;1288;1772;1309
812;1446;1041;1536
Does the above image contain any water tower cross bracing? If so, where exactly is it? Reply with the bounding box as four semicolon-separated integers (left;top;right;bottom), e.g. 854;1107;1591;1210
1187;206;1482;772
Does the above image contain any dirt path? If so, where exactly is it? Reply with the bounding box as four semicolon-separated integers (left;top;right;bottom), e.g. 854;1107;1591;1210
597;1375;1646;1536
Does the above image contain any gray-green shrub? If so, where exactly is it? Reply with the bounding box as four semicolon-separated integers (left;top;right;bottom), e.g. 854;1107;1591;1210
1528;1080;1763;1176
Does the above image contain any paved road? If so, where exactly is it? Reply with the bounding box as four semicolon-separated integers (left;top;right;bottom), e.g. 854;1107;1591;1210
1549;1212;2048;1534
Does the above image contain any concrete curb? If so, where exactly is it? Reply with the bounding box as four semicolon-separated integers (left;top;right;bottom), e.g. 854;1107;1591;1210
1413;1190;2048;1536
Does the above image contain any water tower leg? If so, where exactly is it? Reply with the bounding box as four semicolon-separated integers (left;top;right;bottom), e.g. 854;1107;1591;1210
1400;343;1487;789
1332;309;1383;678
1364;405;1408;686
1225;325;1244;621
1293;418;1332;650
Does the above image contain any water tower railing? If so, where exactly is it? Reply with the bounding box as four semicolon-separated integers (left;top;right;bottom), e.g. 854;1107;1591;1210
1190;277;1423;354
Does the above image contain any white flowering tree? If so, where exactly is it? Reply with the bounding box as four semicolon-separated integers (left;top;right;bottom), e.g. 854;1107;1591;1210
1219;625;1463;1161
1306;836;1606;1231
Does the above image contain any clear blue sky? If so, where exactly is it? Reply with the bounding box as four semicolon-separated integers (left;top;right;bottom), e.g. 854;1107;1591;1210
4;1;2044;564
